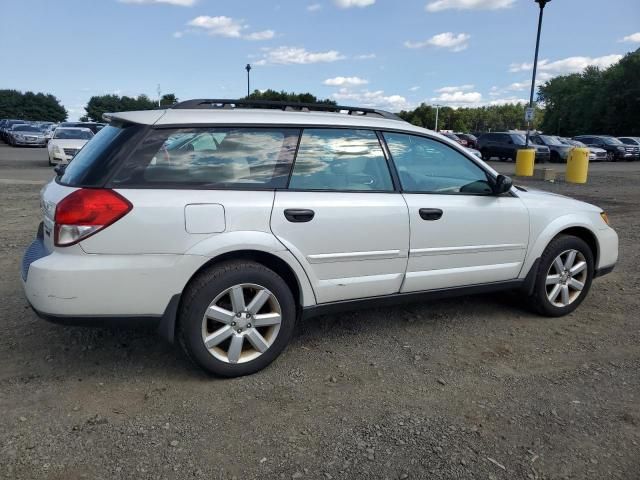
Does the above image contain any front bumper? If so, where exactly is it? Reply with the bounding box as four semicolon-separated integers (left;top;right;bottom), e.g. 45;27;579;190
14;138;46;146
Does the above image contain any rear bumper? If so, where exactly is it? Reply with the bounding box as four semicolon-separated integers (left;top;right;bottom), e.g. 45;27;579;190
21;240;205;318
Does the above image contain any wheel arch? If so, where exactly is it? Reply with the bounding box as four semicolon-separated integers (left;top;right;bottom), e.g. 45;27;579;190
555;226;599;266
158;248;315;343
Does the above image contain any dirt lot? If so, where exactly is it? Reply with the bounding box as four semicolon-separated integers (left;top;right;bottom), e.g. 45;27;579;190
0;143;638;480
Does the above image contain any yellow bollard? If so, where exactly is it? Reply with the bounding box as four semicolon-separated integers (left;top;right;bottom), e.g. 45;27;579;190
566;147;589;184
515;148;535;177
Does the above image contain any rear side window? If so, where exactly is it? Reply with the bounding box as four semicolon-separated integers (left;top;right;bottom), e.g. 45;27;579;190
288;129;393;191
111;128;299;188
59;124;144;187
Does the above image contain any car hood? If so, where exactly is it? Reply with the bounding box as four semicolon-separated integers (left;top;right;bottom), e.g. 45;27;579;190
589;147;607;154
15;132;44;136
49;139;89;148
516;187;601;213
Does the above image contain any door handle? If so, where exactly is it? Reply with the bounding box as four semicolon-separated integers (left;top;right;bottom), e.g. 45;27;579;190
284;209;315;223
419;208;443;221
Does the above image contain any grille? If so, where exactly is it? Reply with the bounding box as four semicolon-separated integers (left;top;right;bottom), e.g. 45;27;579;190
64;148;79;156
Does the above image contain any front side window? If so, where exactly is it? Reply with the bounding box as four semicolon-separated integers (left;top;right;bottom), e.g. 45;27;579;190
288;129;393;191
384;132;492;195
112;127;299;188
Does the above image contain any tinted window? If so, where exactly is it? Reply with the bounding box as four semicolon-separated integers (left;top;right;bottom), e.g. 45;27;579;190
112;127;299;188
384;132;492;195
59;124;145;187
288;129;393;191
602;137;623;145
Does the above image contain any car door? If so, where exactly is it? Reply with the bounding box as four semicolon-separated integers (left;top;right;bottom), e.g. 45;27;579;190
382;132;530;292
271;128;409;304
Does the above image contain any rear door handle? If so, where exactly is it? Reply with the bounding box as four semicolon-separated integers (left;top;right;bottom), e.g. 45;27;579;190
284;209;315;223
419;208;443;221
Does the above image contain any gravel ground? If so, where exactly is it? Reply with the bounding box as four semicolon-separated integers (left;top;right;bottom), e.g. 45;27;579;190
0;143;638;480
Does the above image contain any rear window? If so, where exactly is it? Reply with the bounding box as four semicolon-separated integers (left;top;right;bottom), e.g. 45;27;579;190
110;127;299;189
58;123;146;187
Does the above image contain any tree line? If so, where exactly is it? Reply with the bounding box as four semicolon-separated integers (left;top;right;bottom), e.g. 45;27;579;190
81;93;178;122
539;48;639;136
0;89;67;122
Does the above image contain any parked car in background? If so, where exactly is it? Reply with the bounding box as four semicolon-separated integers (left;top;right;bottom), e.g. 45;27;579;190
476;132;550;163
43;124;59;143
58;122;106;135
8;124;47;147
559;138;607;162
21;99;618;377
618;137;640;160
47;127;94;166
465;147;482;159
440;131;467;147
573;135;634;161
1;119;27;142
455;133;477;149
529;134;573;163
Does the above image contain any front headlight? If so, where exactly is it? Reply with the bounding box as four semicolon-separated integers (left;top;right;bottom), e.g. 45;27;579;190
16;134;25;140
53;144;62;153
617;146;626;151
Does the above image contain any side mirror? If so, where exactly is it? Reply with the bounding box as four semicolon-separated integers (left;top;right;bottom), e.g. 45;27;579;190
492;174;512;195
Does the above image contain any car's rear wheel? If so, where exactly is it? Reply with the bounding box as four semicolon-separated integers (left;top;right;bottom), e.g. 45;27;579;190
480;149;490;161
178;260;296;377
528;235;594;317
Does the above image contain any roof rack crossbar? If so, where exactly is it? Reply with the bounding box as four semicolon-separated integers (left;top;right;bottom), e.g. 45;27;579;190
169;99;404;121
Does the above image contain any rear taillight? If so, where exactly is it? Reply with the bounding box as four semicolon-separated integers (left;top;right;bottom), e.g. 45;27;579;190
54;189;132;246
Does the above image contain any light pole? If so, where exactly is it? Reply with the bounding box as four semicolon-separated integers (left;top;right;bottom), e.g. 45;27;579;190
525;0;551;146
434;104;442;131
245;64;252;97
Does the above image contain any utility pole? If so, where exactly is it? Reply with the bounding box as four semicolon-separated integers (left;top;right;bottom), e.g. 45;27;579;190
157;84;161;107
434;104;442;132
525;0;551;146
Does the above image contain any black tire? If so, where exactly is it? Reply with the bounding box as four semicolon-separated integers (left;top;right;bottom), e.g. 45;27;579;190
606;151;614;162
550;152;561;163
480;149;490;161
528;235;594;317
177;260;296;377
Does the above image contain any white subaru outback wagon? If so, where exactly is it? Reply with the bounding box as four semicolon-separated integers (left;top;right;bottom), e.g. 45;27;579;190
22;99;618;377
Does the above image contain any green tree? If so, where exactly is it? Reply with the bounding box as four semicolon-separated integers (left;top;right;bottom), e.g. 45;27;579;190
83;93;166;121
539;48;640;136
160;93;178;106
0;89;67;122
246;89;336;105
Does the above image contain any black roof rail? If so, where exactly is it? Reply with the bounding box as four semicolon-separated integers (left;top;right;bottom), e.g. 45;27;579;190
169;99;405;122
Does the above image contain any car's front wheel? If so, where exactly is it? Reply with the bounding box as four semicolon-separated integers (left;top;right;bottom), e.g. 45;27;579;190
178;260;296;377
529;235;594;317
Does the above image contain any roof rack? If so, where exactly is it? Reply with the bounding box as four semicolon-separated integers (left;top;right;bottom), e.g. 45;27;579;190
169;99;405;122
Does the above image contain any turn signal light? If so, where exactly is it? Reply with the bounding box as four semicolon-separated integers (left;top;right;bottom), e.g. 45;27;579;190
600;212;610;226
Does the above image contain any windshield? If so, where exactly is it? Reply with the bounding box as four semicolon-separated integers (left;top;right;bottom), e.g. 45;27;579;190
15;126;41;133
602;137;623;145
512;134;527;145
540;135;565;146
54;129;94;140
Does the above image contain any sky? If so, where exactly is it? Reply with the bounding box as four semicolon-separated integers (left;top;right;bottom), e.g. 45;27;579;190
1;0;639;120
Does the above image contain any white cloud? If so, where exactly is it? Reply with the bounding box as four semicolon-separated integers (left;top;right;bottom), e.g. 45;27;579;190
409;86;420;92
244;30;275;41
435;84;474;93
119;0;196;5
620;32;640;43
509;54;623;75
425;0;514;12
405;32;470;52
331;88;411;111
172;31;183;38
430;90;482;104
334;0;375;8
307;3;322;11
323;76;369;86
186;16;275;41
256;46;346;65
507;81;529;91
355;53;376;60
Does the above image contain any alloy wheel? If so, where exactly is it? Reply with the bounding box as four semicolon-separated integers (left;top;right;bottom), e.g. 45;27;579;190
545;249;588;308
201;283;282;364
